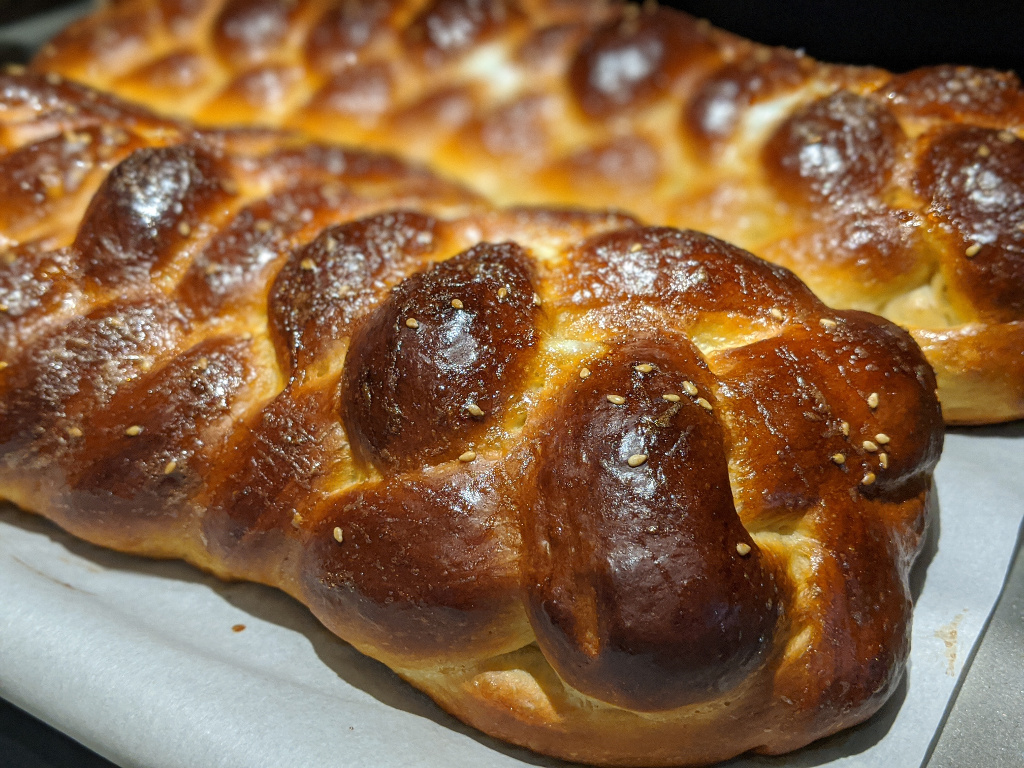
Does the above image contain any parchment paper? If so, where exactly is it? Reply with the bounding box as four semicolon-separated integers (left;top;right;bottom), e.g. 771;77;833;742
1;424;1022;768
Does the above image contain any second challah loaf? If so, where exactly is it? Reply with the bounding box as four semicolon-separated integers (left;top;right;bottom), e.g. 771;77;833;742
31;0;1024;423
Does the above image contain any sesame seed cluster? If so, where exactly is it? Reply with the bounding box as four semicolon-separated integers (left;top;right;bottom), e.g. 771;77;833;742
31;0;1024;424
0;72;944;766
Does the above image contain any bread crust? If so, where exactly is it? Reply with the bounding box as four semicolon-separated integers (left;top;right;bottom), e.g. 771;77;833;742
0;73;943;766
30;0;1024;424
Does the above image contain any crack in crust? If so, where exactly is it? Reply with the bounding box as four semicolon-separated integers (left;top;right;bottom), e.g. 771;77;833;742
0;74;944;766
30;0;1024;423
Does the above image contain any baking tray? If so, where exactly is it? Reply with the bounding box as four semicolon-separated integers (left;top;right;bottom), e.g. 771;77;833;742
2;426;1022;768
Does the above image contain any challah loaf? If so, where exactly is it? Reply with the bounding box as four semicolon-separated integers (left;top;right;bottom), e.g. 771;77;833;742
31;0;1024;424
0;73;943;766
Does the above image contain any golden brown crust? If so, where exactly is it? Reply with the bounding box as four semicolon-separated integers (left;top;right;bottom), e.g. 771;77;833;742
0;74;943;766
31;0;1024;423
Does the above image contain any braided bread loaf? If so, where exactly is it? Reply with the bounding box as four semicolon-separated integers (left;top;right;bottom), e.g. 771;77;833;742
30;0;1024;424
0;73;943;766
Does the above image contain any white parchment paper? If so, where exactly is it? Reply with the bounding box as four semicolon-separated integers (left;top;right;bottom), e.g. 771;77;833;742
1;424;1022;768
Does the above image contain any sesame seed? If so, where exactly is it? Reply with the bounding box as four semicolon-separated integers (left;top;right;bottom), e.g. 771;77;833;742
662;393;681;402
255;219;272;233
607;394;626;405
879;453;889;469
998;130;1017;143
841;421;850;436
66;426;83;438
635;363;653;373
532;292;542;306
862;472;877;486
630;243;642;252
977;144;991;158
466;403;485;417
875;433;890;444
696;397;713;411
221;179;239;195
0;361;7;371
867;392;879;409
497;286;508;299
627;453;648;467
736;542;752;556
451;298;464;309
965;243;981;258
459;450;477;463
770;307;784;320
291;511;303;529
177;221;191;237
62;130;91;145
105;127;129;146
333;526;344;543
5;64;25;75
682;381;698;396
831;453;846;465
819;318;837;329
579;367;591;379
300;258;317;271
863;440;879;452
164;460;177;475
196;357;209;371
405;317;420;329
45;72;62;86
125;425;143;436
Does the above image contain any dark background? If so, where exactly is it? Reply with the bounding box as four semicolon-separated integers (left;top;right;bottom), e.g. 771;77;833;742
670;0;1024;75
0;0;1021;73
0;0;1020;766
0;0;72;21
